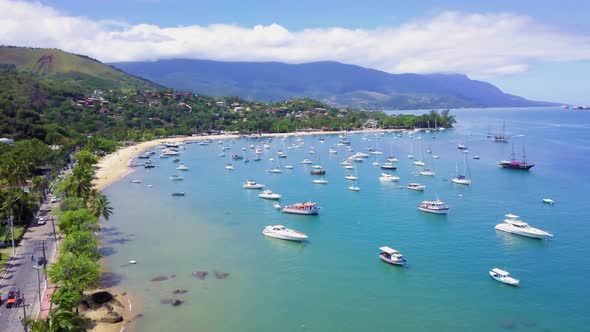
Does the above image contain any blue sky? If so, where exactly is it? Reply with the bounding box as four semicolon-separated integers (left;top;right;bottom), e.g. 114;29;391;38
3;0;590;104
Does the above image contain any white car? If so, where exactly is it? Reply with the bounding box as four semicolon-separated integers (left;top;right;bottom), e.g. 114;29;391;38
37;217;46;225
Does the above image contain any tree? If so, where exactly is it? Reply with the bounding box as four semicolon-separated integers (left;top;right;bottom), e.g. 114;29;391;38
72;150;98;168
61;230;100;260
48;252;100;310
63;164;93;199
57;208;98;235
26;308;85;332
86;190;113;220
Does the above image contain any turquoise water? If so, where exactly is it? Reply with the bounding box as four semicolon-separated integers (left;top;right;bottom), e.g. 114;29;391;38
102;107;590;331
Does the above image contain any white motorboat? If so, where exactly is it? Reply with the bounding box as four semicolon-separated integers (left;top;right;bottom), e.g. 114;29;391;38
169;175;184;181
313;179;328;184
268;167;283;173
418;199;449;214
495;214;553;239
379;246;406;266
380;162;397;170
407;183;426;191
225;164;234;170
176;164;189;171
489;268;519;286
300;159;313;164
345;175;357;181
379;173;400;182
542;198;554;204
263;225;308;242
258;190;282;200
243;180;264;189
420;169;435;176
282;202;320;215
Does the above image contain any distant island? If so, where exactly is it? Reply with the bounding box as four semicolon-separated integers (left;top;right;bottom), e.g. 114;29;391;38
111;59;558;110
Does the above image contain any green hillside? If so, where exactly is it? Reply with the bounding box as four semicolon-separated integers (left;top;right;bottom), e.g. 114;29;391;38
0;46;161;92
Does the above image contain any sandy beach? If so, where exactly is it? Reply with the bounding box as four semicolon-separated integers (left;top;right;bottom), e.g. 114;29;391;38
93;129;401;191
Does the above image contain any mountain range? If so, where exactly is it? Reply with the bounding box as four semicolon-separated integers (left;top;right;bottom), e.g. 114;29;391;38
111;59;557;109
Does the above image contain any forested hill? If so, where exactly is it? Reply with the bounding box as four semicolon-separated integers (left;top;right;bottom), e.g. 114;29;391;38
111;59;558;109
0;46;161;92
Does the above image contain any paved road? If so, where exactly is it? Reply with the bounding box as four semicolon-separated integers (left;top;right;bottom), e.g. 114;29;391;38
0;198;58;332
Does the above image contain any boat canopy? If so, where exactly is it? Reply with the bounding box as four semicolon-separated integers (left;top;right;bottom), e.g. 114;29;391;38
379;246;399;255
491;268;510;276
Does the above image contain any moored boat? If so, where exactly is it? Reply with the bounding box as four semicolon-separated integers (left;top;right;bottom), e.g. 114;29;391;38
243;180;264;189
282;202;320;215
489;268;519;286
379;173;400;182
494;214;553;239
379;246;406;266
312;179;328;184
418;199;449;214
407;183;426;191
258;190;282;200
176;164;189;171
263;225;308;242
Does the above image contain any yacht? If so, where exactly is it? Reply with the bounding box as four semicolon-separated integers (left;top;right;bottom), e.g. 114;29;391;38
494;214;553;239
176;164;189;171
420;169;435;176
300;159;313;164
542;198;554;204
418;199;449;214
451;175;471;185
379;246;406;266
258;190;282;200
243;180;264;189
489;268;519;286
225;164;234;170
263;225;308;242
407;183;426;191
380;162;397;170
379;173;400;182
313;179;328;184
169;175;184;181
348;185;360;191
282;202;320;215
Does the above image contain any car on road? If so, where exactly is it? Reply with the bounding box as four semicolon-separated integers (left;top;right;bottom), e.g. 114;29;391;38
37;217;46;225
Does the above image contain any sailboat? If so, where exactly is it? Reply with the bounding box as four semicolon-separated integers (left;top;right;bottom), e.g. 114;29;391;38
408;140;414;159
414;140;425;166
494;121;509;143
452;152;472;185
499;144;534;170
348;165;360;191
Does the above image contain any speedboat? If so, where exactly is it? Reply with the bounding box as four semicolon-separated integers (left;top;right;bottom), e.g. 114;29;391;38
258;190;282;200
380;162;397;170
420;169;435;176
542;198;554;204
379;173;400;182
379;246;406;266
451;175;471;185
489;268;519;286
169;175;184;181
282;202;320;215
495;214;553;239
243;180;264;189
345;175;357;181
225;164;234;170
176;164;189;171
418;199;449;214
263;225;308;242
407;183;426;191
300;159;313;164
313;179;328;184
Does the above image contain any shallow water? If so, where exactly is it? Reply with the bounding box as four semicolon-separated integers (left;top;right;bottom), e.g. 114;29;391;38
102;107;590;331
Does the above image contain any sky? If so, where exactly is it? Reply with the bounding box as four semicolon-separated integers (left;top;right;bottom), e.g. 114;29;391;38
0;0;589;104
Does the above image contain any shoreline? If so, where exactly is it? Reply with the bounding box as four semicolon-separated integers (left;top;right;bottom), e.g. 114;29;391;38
93;128;404;191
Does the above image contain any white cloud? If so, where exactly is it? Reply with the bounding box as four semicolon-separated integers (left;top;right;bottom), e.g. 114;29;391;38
0;0;589;78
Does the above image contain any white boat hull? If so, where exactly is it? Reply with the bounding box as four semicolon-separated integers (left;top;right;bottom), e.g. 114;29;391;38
263;230;307;242
489;271;519;286
282;208;318;215
451;177;471;185
494;224;551;239
418;206;448;215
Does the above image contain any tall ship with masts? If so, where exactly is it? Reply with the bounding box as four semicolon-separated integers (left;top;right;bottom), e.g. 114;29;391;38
494;121;509;143
499;144;534;170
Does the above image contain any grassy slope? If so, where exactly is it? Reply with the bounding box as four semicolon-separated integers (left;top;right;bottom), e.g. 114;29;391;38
0;47;161;92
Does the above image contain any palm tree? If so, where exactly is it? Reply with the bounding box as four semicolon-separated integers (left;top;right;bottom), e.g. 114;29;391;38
86;189;113;220
26;308;85;332
0;157;29;255
65;164;93;198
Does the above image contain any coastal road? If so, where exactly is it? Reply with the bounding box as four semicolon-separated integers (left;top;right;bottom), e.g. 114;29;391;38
0;198;58;332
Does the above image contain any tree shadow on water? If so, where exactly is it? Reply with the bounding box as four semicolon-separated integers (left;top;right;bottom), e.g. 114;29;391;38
100;272;124;288
98;246;117;257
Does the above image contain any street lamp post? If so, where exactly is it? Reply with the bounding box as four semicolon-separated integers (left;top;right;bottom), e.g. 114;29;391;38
33;265;43;312
20;291;28;332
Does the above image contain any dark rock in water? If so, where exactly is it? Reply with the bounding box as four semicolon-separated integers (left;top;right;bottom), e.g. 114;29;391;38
151;275;169;282
215;271;230;279
192;271;208;280
90;291;113;305
99;311;123;324
499;321;517;329
521;320;536;327
171;299;183;306
172;289;188;294
170;274;176;278
160;298;174;304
